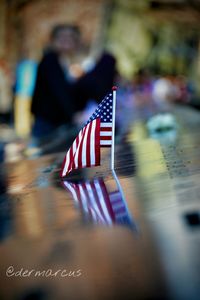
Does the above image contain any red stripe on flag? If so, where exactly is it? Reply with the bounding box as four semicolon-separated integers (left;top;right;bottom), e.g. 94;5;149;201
100;136;112;140
100;180;116;222
70;133;79;171
90;181;108;223
95;118;100;166
76;185;83;210
78;126;87;168
69;147;73;172
60;154;67;177
61;118;102;176
100;127;112;132
82;183;95;220
86;121;92;167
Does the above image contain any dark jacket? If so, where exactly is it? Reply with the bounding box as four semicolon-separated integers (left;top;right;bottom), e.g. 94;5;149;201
31;51;116;126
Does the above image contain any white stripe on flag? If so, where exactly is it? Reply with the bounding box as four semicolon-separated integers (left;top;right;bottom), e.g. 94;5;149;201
100;131;112;136
72;139;76;155
90;208;98;223
62;151;70;176
63;129;82;175
100;140;112;146
74;128;85;168
115;212;127;218
63;182;79;204
85;183;105;222
90;119;96;165
100;123;112;127
94;180;112;225
82;123;90;167
79;185;89;213
112;203;125;210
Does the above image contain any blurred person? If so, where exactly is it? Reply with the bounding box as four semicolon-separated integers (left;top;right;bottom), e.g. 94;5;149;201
152;74;177;111
130;69;155;121
31;24;116;140
172;75;194;104
14;59;38;137
0;60;12;124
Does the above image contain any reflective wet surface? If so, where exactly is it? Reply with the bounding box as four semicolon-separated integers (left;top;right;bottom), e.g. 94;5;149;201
0;104;200;300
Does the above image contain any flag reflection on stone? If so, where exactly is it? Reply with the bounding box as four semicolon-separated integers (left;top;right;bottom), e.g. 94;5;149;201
63;176;137;230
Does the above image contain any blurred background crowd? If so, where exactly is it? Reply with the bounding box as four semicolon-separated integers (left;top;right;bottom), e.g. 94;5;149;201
1;0;200;162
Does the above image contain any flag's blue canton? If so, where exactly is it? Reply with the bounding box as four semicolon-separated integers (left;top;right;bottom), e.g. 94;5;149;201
86;93;113;125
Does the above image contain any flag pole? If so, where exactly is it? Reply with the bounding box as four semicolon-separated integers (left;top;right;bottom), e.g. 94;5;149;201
111;86;117;170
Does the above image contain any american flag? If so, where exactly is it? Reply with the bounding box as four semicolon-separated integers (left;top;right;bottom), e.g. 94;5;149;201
61;92;113;177
86;92;113;147
63;178;135;228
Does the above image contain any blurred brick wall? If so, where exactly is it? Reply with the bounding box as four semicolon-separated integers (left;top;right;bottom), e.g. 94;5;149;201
17;0;106;60
0;0;6;58
0;0;107;113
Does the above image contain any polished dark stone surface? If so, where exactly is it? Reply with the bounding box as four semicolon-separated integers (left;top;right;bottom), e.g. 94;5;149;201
0;105;200;300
